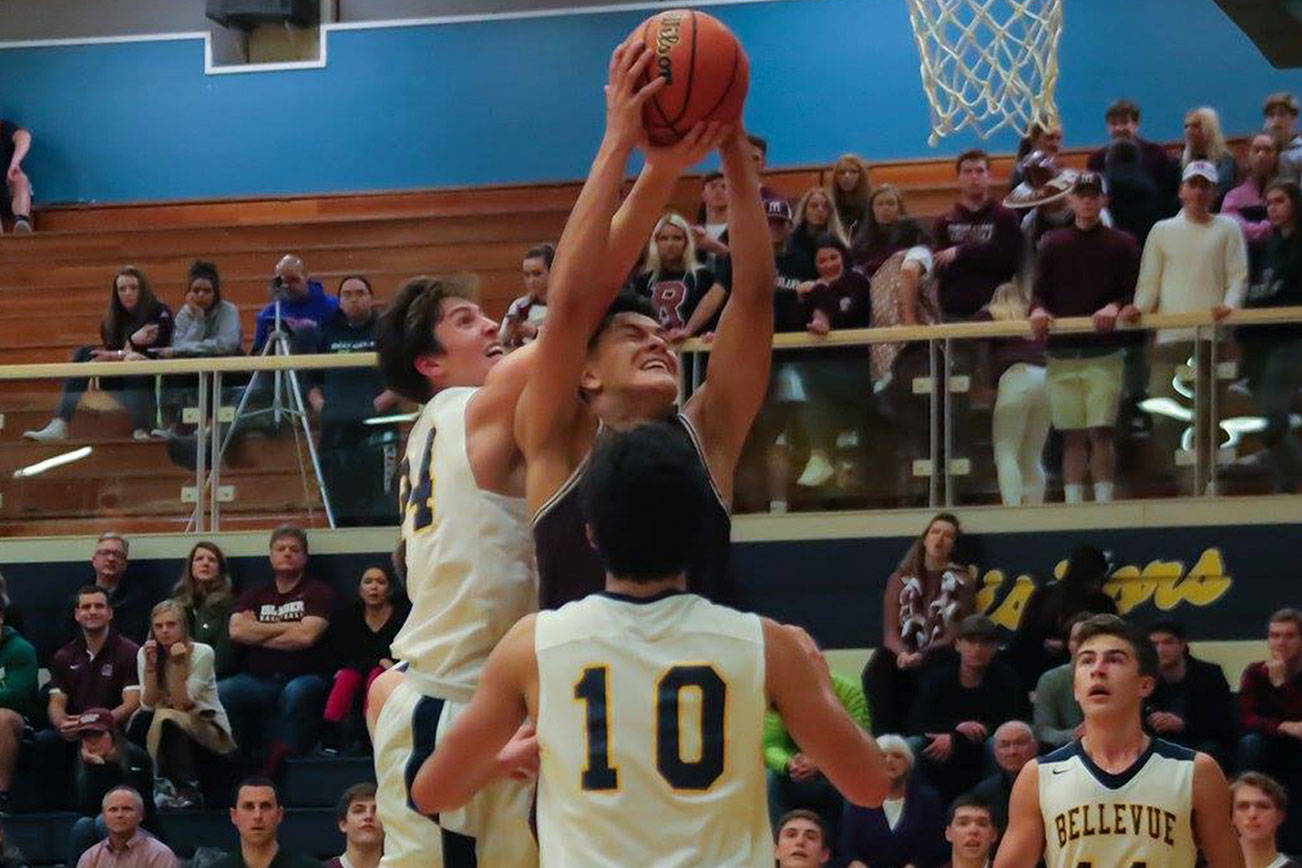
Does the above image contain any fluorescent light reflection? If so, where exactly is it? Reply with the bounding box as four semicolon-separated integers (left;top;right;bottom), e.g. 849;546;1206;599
363;412;420;426
14;446;93;478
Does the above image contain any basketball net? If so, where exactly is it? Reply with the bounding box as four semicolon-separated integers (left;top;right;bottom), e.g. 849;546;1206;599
906;0;1063;145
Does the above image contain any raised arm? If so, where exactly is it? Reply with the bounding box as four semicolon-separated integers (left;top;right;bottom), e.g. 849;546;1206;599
763;620;889;807
993;760;1045;868
684;128;774;493
411;615;537;814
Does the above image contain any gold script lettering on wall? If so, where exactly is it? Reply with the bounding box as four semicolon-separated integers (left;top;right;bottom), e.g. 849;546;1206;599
978;548;1233;629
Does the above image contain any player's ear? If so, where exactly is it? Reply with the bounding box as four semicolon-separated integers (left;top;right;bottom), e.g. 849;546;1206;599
1137;673;1156;699
414;352;445;384
580;364;602;393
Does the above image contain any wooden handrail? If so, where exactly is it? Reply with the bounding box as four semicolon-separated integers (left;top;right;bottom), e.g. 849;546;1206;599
3;306;1300;381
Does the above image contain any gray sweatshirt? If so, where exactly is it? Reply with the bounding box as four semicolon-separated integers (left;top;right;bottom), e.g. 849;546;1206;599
170;300;243;356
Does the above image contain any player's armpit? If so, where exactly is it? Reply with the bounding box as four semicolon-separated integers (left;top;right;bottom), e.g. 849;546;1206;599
1191;752;1245;868
993;760;1045;868
762;620;888;808
410;615;537;815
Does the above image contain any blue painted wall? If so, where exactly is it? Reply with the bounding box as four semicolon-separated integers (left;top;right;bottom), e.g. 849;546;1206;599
4;0;1302;204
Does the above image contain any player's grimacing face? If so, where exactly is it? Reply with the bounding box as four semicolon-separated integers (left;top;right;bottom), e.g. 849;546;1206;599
1074;634;1152;713
584;312;679;408
426;298;505;389
775;819;828;868
1232;785;1284;843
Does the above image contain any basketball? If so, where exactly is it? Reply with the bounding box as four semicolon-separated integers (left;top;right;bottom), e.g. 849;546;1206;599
631;9;750;146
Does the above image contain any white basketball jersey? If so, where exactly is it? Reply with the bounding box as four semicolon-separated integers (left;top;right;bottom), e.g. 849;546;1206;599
392;388;537;701
535;592;772;868
1039;738;1197;868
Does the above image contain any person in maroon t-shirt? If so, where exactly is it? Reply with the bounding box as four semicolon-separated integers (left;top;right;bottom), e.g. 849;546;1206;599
49;587;142;732
1239;608;1302;852
933;149;1022;321
218;525;334;776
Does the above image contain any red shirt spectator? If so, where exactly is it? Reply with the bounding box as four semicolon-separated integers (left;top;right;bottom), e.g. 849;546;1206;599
233;574;334;680
49;587;141;731
933;150;1021;320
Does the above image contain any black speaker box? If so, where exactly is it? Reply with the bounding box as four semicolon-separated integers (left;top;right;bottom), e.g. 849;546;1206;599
206;0;320;30
1213;0;1302;68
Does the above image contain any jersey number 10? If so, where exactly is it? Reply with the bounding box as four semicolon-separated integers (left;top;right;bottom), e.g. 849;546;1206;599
575;664;727;792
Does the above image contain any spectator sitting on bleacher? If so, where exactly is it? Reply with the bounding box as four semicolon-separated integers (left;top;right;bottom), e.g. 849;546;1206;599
1182;107;1239;208
173;541;238;679
76;785;176;868
1032;613;1089;749
785;187;850;279
1239;608;1302;852
500;243;555;349
0;603;38;812
632;212;724;342
68;710;157;865
308;275;402;527
24;266;174;443
156;261;243;359
940;795;999;868
932;149;1022;322
830;154;872;236
211;777;324;868
139;600;235;809
324;783;382;868
0;572;25;636
1224;133;1281;247
252;255;338;355
219;526;333;778
1145;618;1237;768
321;567;407;755
49;587;142;738
60;533;151;646
1086;99;1180;212
1232;772;1299;868
1;118;32;234
965;720;1036;832
1264;92;1302;184
841;735;947;868
774;809;830;868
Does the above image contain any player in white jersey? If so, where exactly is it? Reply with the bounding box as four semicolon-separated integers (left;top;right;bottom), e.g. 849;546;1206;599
409;422;889;868
995;614;1242;868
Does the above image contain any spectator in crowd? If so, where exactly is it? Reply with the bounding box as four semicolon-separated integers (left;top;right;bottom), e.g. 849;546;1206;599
862;513;975;735
693;172;731;262
907;615;1026;802
75;786;175;868
830;153;872;235
68;711;156;865
1009;122;1064;188
0;603;36;811
1264;92;1302;184
0;816;28;868
933;149;1022;321
842;735;947;868
1145;618;1236;767
1;117;32;233
632;212;723;341
1224;133;1282;248
173;541;238;679
219;526;333;777
1007;545;1116;688
1231;772;1299;868
252;254;338;354
941;795;999;868
1005;155;1084;275
786;187;851;278
139;600;235;809
849;185;937;389
24;267;174;443
155;260;242;359
500;243;555;348
765;636;871;836
1086;99;1180;212
1182;107;1239;208
774;809;830;868
210;777;323;868
50;588;142;736
966;721;1036;832
324;784;382;868
1126;160;1249;490
976;281;1049;507
1239;607;1302;850
57;533;151;646
309;275;401;526
0;572;24;636
322;566;408;755
1240;180;1302;494
1030;171;1140;505
1032;613;1090;749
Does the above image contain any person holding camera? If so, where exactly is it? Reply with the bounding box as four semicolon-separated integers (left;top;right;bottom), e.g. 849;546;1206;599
251;254;338;354
138;600;234;809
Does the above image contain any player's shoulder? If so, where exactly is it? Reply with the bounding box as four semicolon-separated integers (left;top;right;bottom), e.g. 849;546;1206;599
1150;737;1197;762
1040;741;1082;768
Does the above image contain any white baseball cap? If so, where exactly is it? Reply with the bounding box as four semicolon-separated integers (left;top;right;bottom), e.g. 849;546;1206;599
1182;160;1218;184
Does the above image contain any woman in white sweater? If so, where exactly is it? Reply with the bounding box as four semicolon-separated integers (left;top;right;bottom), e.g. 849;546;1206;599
138;599;235;809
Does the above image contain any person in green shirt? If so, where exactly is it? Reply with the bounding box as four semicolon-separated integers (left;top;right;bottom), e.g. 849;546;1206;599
210;778;323;868
0;605;37;812
766;644;872;839
172;542;237;679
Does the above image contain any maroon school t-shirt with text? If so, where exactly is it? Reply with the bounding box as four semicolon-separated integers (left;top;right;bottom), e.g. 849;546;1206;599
234;577;334;678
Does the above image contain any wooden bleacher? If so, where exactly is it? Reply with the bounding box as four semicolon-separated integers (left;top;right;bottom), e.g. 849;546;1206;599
0;147;1108;535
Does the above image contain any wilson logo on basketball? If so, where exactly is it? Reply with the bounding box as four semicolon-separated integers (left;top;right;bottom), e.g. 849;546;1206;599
655;13;683;83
